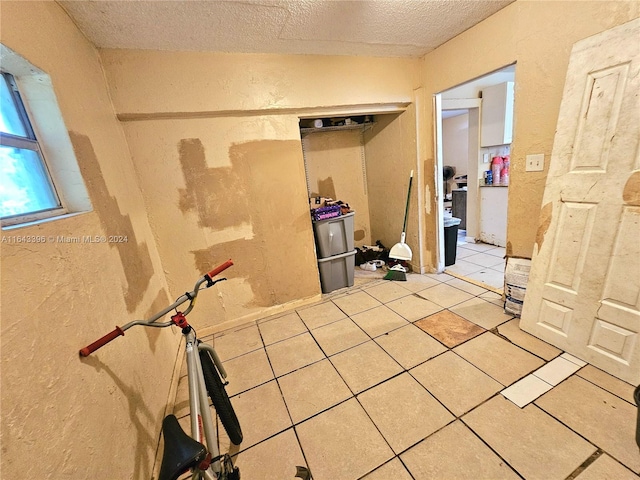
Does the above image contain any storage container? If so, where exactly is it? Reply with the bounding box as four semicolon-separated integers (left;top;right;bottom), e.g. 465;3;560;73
313;212;355;258
311;205;341;221
317;250;356;293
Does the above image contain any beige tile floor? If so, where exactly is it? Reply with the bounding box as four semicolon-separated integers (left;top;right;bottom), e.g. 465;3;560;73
446;237;506;290
173;272;639;480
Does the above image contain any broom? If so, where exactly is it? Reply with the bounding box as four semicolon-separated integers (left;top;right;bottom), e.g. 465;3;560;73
384;171;414;281
384;263;408;281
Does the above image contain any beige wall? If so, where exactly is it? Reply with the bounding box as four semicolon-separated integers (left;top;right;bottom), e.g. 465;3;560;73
442;113;470;180
0;3;175;479
421;0;639;264
364;109;420;270
101;50;421;319
304;129;373;247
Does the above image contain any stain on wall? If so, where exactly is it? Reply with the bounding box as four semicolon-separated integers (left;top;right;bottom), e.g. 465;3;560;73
316;176;337;199
535;202;554;250
623;171;640;206
70;132;154;312
183;139;319;307
178;138;251;229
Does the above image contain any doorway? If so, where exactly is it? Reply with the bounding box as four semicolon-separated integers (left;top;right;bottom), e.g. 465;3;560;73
434;64;516;291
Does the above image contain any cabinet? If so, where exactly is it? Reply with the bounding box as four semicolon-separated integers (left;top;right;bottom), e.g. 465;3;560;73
452;189;467;230
479;185;507;247
480;82;514;147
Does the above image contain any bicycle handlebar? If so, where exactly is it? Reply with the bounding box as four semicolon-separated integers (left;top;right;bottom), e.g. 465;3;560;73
79;326;124;357
206;259;234;279
79;260;233;357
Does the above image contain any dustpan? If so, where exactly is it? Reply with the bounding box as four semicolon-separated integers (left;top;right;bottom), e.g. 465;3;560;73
389;170;413;261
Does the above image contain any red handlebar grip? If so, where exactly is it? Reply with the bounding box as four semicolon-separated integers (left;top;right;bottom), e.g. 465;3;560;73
79;326;125;357
206;259;234;278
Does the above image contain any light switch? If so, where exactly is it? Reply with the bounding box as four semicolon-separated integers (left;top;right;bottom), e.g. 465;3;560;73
483;153;490;163
526;154;544;172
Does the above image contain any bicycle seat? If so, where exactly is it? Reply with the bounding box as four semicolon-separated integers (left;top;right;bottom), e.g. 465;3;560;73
158;414;207;480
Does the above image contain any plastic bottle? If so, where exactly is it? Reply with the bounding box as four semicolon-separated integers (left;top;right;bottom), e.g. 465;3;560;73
491;156;503;186
501;155;510;186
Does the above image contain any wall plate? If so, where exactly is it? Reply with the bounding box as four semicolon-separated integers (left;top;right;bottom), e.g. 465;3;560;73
526;153;544;172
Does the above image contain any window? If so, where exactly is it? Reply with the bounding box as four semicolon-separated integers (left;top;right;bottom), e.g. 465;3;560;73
1;72;64;224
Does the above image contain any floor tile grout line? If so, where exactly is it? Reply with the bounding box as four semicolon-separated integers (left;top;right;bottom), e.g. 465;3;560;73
207;270;632;478
208;278;627;471
356;456;418;480
458;414;528;480
518;398;614;468
575;374;638;407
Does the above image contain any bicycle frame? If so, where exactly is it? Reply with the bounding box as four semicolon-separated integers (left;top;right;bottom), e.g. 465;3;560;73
79;260;237;480
185;328;224;478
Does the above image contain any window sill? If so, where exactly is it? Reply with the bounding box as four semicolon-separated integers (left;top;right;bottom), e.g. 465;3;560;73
1;210;90;230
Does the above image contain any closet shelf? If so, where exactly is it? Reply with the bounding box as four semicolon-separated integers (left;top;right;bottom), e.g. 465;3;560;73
300;122;376;137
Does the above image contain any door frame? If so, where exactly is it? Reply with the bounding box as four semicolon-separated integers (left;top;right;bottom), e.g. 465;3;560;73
434;96;482;271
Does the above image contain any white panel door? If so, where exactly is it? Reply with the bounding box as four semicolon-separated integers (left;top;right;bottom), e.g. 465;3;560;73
520;19;640;384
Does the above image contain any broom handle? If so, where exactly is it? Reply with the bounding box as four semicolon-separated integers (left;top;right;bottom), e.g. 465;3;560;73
401;170;414;234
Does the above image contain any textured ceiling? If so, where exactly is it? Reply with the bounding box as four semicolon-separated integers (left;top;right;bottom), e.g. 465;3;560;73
59;0;514;57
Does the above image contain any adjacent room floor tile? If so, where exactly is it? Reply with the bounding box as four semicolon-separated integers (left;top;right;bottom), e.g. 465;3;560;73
574;453;639;480
532;356;582;386
229;380;292;450
416;282;475;308
358;373;454;453
450;297;513;330
363;281;411;304
455;246;477;259
461;242;500;253
490;262;506;273
463;396;596;480
497;319;562;361
223;348;274;396
374;324;447;369
296;399;394;480
411;351;503;416
385;294;442;321
258;311;308;346
278;359;351;424
464;252;506;268
401;421;520;480
232;429;306;479
577;365;637;404
297;301;346;329
331;290;381;316
445;259;484;276
350;305;409;338
329;340;403;394
466;268;505;289
213;324;263;361
265;332;325;377
535;376;640;474
310;317;369;356
454;333;544;386
486;246;507;258
361;458;413;480
414;310;485;348
501;374;553;408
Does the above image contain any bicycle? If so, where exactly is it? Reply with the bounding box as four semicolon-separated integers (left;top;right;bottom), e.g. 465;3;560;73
80;260;242;480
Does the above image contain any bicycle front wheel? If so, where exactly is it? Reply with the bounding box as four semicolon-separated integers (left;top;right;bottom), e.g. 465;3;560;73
199;350;243;446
